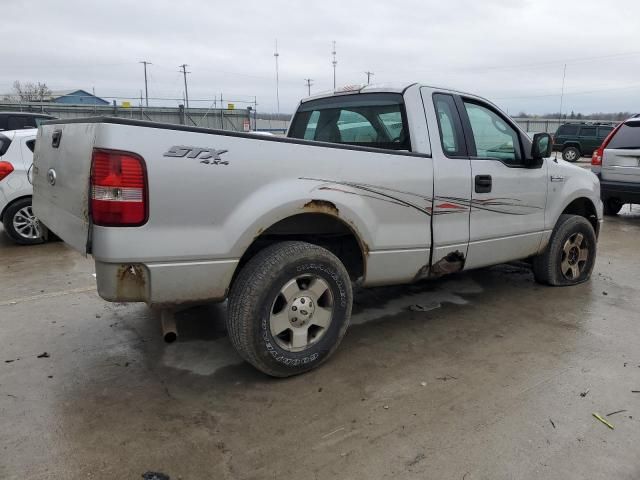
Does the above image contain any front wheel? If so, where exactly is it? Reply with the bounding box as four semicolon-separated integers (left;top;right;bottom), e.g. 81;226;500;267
2;197;45;245
532;214;596;286
227;241;353;377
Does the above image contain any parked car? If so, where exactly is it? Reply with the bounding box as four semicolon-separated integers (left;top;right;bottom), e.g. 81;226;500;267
0;112;56;132
553;122;615;162
0;128;45;244
33;83;602;377
591;115;640;215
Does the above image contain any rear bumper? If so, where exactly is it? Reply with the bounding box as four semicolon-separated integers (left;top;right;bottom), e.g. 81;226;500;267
600;178;640;203
94;258;239;306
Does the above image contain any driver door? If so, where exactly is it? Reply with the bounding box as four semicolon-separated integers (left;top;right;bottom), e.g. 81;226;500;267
460;98;548;269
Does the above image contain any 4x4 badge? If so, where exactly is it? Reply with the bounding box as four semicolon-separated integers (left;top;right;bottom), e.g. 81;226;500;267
163;145;229;165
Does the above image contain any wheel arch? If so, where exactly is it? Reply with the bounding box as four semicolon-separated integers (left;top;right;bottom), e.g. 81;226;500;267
230;208;368;292
0;194;32;221
560;196;599;237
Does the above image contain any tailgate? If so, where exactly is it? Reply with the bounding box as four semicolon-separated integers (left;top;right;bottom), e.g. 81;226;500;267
32;122;97;253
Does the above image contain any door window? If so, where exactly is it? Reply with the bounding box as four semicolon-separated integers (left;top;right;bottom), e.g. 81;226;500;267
597;126;613;139
579;127;596;137
463;101;522;165
433;94;466;157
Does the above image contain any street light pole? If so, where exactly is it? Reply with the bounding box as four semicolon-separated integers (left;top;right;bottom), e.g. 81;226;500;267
331;41;337;90
274;40;280;114
304;78;313;96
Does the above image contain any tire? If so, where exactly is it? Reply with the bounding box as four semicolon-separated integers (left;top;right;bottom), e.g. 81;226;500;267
562;146;581;162
227;241;353;377
603;198;623;216
532;214;596;286
2;197;45;245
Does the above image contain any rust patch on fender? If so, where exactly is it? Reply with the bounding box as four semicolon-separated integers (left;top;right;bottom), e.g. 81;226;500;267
303;199;339;216
430;251;465;277
116;264;146;300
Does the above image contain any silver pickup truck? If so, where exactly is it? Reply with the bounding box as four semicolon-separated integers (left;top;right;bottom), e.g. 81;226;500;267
33;83;602;376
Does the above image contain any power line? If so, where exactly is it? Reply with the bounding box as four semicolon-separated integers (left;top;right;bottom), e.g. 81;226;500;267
179;64;190;108
139;60;152;107
364;71;374;84
304;78;313;96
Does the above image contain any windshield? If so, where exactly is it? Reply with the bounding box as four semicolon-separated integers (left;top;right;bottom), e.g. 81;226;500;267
288;93;411;151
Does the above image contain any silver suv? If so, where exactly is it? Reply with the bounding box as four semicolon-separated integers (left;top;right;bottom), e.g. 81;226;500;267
591;115;640;215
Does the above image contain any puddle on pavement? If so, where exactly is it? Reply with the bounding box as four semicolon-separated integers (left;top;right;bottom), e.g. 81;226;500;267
161;275;484;376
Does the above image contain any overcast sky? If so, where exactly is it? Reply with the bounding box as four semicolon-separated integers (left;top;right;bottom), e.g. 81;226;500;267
2;0;639;115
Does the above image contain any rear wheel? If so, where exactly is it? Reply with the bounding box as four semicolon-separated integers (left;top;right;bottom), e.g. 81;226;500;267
603;198;624;216
562;146;580;162
532;214;596;286
2;197;45;245
227;241;353;377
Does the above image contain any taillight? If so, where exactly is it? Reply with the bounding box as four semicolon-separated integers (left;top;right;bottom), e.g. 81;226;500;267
90;149;147;226
0;161;14;181
592;123;622;166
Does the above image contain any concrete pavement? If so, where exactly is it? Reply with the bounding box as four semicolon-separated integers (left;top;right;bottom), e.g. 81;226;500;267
1;211;639;479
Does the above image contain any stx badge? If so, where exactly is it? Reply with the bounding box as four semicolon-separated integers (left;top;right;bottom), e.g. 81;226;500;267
163;145;229;165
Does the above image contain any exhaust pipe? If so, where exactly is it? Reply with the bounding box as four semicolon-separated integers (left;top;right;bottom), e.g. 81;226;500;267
160;309;177;343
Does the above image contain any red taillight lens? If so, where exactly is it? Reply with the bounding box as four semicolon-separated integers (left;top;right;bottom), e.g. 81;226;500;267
90;149;147;226
592;123;623;166
0;161;14;181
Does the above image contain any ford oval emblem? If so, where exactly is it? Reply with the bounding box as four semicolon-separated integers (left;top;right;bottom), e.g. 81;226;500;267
47;168;57;186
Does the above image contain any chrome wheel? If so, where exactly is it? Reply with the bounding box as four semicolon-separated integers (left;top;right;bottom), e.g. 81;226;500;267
12;206;42;240
560;232;588;280
269;274;334;352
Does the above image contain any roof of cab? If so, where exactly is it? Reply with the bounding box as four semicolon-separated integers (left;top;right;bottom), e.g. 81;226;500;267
299;82;479;103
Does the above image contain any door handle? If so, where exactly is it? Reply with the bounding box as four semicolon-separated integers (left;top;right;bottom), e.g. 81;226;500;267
51;130;62;148
475;174;492;193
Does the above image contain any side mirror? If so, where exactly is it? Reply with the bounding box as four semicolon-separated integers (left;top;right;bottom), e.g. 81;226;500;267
531;133;552;160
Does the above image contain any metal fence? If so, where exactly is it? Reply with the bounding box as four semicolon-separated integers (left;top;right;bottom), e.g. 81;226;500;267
0;102;250;131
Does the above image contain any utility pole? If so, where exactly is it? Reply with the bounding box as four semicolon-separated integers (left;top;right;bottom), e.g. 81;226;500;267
139;60;152;107
365;71;374;85
274;39;280;114
331;41;337;90
179;64;190;108
304;78;313;96
364;71;374;84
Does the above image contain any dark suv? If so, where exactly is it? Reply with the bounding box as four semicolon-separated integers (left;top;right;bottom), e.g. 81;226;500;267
0;112;56;131
553;123;615;162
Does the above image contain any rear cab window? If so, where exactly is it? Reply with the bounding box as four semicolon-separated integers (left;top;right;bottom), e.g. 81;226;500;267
288;93;411;151
607;120;640;149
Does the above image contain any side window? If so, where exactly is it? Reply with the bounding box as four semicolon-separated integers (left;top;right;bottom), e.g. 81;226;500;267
580;127;596;137
302;111;319;140
25;139;36;152
597;126;613;139
463;101;522;165
558;125;578;136
433;94;465;157
7;116;34;130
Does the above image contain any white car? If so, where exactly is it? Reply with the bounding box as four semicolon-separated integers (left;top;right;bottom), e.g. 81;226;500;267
0;128;44;244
